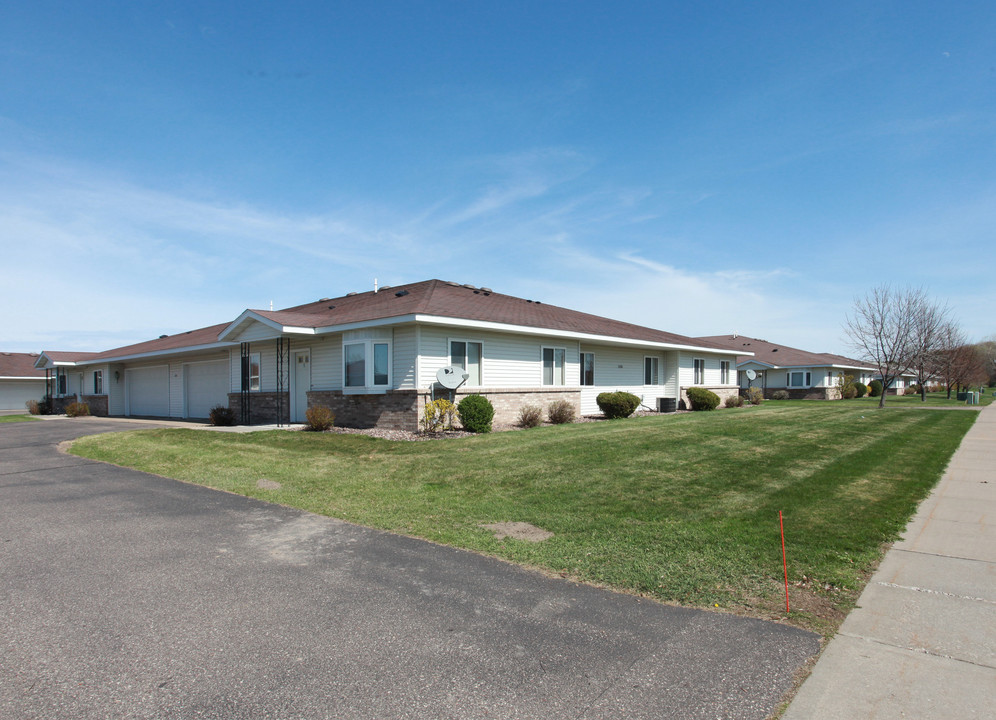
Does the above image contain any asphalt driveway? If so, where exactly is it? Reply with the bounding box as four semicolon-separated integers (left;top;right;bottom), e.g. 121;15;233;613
1;419;819;719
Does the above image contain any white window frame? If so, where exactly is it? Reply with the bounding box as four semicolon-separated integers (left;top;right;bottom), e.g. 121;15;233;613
720;360;730;385
788;371;812;388
580;352;595;386
249;352;261;392
644;356;660;386
693;358;705;385
343;340;392;393
449;338;484;387
542;347;566;386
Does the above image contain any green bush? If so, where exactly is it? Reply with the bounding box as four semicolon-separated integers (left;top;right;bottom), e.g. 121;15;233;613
853;382;867;398
771;390;790;401
305;405;335;431
517;404;543;428
209;405;236;426
868;380;883;397
596;391;640;419
547;399;576;424
65;401;90;417
744;387;764;405
686;387;720;411
458;394;494;433
724;394;744;408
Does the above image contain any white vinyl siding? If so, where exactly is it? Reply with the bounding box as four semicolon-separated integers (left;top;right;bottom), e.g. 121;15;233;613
578;345;667;416
393;326;417;390
417;325;579;388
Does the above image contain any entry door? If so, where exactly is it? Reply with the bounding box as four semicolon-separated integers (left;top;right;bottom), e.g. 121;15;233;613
291;350;310;423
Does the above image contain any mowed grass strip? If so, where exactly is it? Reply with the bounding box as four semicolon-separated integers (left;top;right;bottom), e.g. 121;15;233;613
70;402;977;633
0;414;39;423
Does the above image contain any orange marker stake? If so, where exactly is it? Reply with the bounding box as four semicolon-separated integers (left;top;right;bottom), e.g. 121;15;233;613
780;510;790;614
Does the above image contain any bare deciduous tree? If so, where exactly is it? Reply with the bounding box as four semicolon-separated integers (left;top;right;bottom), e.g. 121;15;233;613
908;298;951;401
844;286;922;408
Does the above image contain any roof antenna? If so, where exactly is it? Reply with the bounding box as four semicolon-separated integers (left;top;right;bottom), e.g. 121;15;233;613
374;278;378;294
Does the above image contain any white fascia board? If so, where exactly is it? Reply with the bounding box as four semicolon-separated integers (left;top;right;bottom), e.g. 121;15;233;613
281;326;317;335
0;376;47;381
218;310;286;341
313;313;750;355
73;342;238;367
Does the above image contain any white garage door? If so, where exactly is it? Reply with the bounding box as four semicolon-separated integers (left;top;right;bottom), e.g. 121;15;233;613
0;380;46;411
184;360;229;419
126;366;169;417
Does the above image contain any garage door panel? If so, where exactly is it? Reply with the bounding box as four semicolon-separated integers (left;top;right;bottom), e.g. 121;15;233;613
127;366;169;417
184;361;229;419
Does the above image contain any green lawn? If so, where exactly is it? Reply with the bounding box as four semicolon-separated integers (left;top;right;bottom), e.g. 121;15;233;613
854;390;993;407
0;414;39;423
70;402;978;634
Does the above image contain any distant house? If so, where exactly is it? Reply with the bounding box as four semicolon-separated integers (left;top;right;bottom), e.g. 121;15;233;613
0;352;47;411
35;279;745;428
693;335;886;399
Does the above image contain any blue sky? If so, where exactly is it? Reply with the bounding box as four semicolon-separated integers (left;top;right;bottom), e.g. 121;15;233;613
2;1;993;356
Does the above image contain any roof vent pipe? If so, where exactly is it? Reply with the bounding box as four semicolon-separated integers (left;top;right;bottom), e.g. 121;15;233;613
374;278;378;293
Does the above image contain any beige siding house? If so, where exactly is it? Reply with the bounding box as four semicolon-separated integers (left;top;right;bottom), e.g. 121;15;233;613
36;280;745;428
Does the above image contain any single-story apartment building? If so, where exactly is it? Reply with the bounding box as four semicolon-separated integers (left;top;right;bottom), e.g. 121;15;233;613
695;334;914;399
0;352;47;411
35;279;747;428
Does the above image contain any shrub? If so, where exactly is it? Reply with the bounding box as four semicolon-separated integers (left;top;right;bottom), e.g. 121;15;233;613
686;387;720;411
305;405;335;431
868;380;883;397
853;382;867;398
596;391;640;419
771;390;790;401
905;384;922;396
209;405;236;426
517;404;543;428
25;399;40;415
744;387;764;405
547;399;576;424
724;394;744;408
65;401;90;417
842;385;858;399
458;394;494;433
422;398;459;433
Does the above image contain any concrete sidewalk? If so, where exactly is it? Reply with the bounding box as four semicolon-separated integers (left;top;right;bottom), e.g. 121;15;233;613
783;403;996;719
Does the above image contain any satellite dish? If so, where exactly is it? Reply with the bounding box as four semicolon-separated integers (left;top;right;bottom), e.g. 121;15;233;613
436;366;469;390
746;369;757;380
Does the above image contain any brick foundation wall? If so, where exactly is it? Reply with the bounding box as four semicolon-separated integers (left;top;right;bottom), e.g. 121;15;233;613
81;395;109;416
308;391;421;431
679;386;740;409
419;387;582;427
227;392;290;425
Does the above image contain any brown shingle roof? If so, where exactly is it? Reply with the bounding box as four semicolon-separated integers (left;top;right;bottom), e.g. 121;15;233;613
249;279;735;350
0;352;46;378
85;323;233;361
49;280;740;364
694;335;875;370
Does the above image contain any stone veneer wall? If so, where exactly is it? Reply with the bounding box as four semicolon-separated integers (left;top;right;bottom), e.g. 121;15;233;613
305;387;583;430
227;392;290;425
418;387;582;427
80;395;109;416
679;386;740;409
307;390;421;431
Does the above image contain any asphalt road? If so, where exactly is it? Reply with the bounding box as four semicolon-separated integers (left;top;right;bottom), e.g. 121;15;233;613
1;419;819;719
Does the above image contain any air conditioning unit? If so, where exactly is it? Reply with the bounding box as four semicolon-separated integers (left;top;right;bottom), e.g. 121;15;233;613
657;397;677;413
